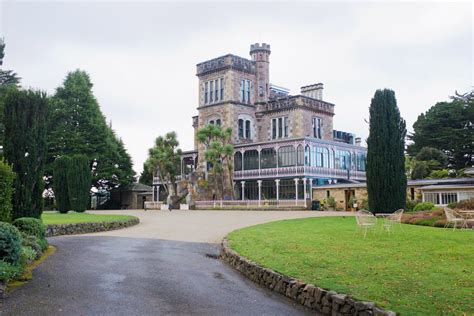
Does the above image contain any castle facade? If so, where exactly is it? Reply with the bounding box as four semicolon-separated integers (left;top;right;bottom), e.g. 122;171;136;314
180;43;367;202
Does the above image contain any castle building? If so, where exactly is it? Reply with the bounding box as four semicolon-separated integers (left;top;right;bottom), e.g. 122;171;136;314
180;43;367;203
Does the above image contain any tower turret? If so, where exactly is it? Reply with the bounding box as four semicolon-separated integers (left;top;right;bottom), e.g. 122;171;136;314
250;43;271;103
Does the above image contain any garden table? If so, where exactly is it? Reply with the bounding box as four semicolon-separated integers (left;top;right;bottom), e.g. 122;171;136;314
375;213;392;232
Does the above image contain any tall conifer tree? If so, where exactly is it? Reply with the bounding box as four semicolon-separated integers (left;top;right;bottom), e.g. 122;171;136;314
3;89;48;219
366;89;407;213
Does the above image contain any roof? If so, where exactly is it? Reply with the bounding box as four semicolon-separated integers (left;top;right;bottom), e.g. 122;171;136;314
419;184;474;190
314;178;474;190
121;183;153;192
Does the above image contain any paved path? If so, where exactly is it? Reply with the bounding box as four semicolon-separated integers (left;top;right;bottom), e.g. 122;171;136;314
1;210;351;315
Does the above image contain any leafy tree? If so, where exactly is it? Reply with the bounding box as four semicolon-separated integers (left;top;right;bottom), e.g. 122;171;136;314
196;125;234;199
411;160;431;180
67;155;91;212
0;39;20;153
415;147;448;168
410;146;449;180
366;89;407;213
139;163;153;186
0;159;15;222
144;132;182;199
407;97;473;170
0;38;20;87
53;156;70;213
47;70;134;191
3;89;48;219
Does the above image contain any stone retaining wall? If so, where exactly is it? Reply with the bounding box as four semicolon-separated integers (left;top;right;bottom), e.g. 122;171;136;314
220;239;396;316
45;218;139;237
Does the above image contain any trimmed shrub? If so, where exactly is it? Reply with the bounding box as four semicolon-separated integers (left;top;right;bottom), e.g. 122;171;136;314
21;234;43;259
413;202;435;212
67;155;91;212
13;217;45;239
0;222;22;264
405;199;420;212
53;156;70;213
37;238;48;252
0;159;15;222
20;246;36;264
0;261;22;282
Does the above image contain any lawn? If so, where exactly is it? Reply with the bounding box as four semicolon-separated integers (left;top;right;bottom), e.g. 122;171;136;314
227;217;473;315
42;212;136;225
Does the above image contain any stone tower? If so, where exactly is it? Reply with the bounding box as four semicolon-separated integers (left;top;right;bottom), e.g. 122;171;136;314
250;43;271;103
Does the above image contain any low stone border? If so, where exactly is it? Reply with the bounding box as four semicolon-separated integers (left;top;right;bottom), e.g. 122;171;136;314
220;239;396;316
45;217;139;237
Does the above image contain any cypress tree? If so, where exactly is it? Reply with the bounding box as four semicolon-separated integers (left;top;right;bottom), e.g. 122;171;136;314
53;156;70;213
366;89;407;213
67;155;91;212
3;89;48;219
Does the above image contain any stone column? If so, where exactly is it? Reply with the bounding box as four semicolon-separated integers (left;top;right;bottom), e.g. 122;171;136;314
294;178;299;205
257;180;262;206
275;179;280;204
303;178;307;200
156;184;160;202
241;181;245;201
309;179;313;201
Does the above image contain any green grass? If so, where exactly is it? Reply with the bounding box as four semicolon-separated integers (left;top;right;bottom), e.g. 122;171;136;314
41;212;136;225
227;217;473;315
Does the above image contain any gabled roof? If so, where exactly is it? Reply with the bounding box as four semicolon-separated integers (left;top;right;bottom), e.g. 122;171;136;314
122;182;153;192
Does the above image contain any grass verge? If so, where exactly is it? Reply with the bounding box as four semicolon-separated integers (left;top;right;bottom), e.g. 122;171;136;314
227;217;473;315
42;212;136;225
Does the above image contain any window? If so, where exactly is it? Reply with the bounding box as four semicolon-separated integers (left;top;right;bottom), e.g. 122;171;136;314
260;148;276;169
234;152;242;171
203;78;224;105
272;118;277;139
335;150;351;170
278;117;283;138
209;80;213;103
245;120;251;139
244;150;259;170
441;193;457;205
357;153;366;171
220;78;224;100
209;120;214;125
297;145;304;166
278;146;296;167
312;117;322;138
272;116;289;139
240;79;251;103
304;145;310;166
216;119;221;126
424;193;440;205
238;119;244;138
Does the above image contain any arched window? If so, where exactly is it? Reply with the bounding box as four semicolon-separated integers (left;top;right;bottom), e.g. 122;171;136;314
310;146;317;167
216;119;221;126
297;145;304;166
304;145;310;166
234;152;242;171
357;153;366;171
322;148;329;168
244;150;259;170
278;146;296;167
335;150;351;170
245;120;251;139
260;148;276;169
238;119;244;138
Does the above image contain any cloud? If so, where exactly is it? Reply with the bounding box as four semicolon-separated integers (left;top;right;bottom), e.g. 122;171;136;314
1;1;471;174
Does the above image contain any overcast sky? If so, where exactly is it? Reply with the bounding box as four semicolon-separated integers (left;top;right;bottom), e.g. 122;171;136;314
1;1;472;175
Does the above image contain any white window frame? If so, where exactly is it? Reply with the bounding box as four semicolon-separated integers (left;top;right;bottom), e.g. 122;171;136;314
271;116;289;139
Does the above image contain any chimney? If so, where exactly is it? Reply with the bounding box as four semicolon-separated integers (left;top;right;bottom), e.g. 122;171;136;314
301;83;323;100
355;137;362;146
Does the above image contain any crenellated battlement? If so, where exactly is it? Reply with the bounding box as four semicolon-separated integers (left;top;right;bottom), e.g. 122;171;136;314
250;43;271;54
196;54;255;76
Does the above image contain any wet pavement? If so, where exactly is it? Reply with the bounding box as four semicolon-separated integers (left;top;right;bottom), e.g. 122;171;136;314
1;235;312;315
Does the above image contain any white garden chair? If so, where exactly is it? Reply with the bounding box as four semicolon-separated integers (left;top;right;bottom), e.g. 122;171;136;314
356;210;377;238
444;207;468;230
385;209;405;231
